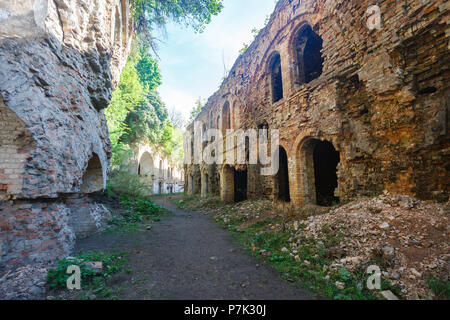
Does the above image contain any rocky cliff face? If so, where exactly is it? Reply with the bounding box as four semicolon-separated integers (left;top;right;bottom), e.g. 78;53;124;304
0;0;133;271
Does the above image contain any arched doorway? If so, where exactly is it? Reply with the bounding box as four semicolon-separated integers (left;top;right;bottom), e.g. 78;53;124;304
300;138;340;206
139;152;154;178
81;153;103;193
276;147;290;202
234;169;248;202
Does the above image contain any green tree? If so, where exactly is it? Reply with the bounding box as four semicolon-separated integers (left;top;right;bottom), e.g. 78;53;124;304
189;98;204;123
105;60;145;145
122;91;169;145
135;46;162;91
132;0;224;33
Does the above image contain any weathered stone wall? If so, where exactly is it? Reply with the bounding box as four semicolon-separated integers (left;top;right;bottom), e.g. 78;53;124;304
0;0;133;271
134;144;185;194
186;0;449;209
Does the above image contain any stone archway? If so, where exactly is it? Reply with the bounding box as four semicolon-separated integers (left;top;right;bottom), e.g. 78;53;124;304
298;138;340;206
234;168;248;203
81;153;103;194
138;151;154;180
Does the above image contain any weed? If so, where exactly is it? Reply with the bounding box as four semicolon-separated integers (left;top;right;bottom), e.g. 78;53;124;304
106;195;170;233
427;276;450;299
47;251;129;298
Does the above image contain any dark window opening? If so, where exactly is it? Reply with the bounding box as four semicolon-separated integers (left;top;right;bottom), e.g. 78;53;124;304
222;102;231;135
313;140;340;206
203;173;209;195
270;54;283;103
294;25;324;85
234;169;248;202
277;147;290;202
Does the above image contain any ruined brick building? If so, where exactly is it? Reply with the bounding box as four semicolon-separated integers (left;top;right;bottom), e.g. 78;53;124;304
0;0;132;271
134;143;185;195
185;0;449;209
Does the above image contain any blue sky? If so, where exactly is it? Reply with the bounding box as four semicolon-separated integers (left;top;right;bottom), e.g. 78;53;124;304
157;0;277;120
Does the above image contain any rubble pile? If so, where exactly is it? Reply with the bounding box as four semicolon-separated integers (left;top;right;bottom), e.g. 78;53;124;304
0;265;48;300
298;194;449;299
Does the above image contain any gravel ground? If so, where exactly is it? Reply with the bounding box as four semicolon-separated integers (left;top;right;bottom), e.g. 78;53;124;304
73;196;315;300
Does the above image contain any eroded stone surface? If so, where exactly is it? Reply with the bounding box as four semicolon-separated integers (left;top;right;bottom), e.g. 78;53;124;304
0;0;132;271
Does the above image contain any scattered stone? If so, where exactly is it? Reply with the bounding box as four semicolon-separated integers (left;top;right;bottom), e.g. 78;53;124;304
85;261;103;274
379;222;390;230
335;281;345;290
380;290;399;300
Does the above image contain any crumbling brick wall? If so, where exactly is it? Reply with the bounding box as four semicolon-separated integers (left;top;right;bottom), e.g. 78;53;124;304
0;0;133;271
0;96;34;200
186;0;449;209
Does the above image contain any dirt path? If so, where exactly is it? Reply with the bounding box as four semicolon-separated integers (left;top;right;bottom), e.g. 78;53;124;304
75;196;314;300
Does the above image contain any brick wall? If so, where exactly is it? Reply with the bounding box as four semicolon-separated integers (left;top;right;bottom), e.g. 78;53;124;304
0;96;33;200
186;0;450;209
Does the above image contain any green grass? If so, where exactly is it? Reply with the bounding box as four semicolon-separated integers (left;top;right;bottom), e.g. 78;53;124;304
224;218;381;300
427;276;450;300
106;195;171;233
47;251;129;299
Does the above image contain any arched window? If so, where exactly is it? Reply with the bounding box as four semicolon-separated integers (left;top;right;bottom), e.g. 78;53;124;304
202;122;207;149
139;152;154;178
221;102;231;135
293;25;324;85
269;53;283;103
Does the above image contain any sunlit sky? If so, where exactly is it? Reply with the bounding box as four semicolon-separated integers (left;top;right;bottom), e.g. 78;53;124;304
157;0;277;120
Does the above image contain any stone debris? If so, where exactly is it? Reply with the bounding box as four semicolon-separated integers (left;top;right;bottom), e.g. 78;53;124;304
0;265;48;300
207;193;448;300
297;194;449;300
380;290;399;301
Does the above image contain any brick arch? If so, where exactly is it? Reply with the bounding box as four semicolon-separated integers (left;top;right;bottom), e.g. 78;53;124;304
266;51;284;103
80;153;104;194
0;96;35;200
272;141;292;203
252;12;319;80
294;135;341;206
138;151;154;178
289;23;324;88
221;101;231;136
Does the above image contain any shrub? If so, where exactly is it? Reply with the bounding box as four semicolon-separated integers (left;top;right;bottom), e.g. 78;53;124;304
106;169;153;199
